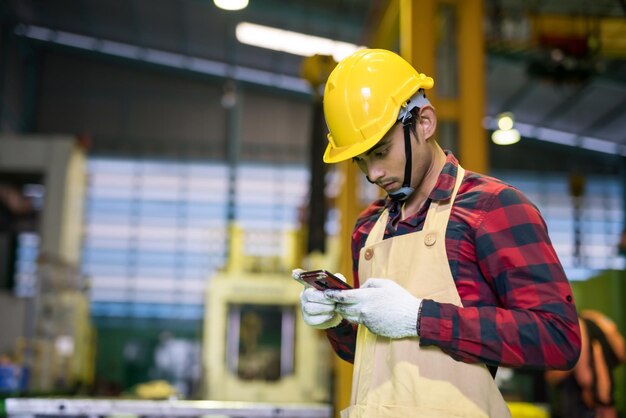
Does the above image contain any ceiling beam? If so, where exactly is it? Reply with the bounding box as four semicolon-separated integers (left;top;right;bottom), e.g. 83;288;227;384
14;24;311;95
580;96;626;137
535;84;591;127
498;81;536;113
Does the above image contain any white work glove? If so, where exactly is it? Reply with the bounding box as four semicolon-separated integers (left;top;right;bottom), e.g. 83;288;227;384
295;270;347;330
325;278;422;339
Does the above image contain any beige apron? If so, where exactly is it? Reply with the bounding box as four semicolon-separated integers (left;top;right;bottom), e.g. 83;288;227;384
341;166;511;418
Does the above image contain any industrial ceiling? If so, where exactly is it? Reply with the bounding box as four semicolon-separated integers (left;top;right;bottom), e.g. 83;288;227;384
2;0;626;159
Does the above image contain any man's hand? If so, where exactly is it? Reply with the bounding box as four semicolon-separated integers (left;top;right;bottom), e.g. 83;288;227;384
325;278;422;339
300;287;343;329
295;270;347;330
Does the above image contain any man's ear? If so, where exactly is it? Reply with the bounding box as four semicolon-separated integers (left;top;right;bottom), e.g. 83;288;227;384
417;105;437;140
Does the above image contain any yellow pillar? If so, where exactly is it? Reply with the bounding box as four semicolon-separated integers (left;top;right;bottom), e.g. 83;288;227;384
333;161;358;417
368;0;400;49
400;0;487;174
458;0;487;173
400;0;436;81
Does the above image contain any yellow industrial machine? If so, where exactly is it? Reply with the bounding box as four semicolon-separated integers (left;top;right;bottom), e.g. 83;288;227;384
0;135;94;392
202;224;334;403
26;254;95;392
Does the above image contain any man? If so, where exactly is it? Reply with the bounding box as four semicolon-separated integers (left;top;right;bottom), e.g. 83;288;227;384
297;49;581;417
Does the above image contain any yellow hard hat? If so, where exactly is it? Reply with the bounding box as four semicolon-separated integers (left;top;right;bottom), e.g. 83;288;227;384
323;49;434;163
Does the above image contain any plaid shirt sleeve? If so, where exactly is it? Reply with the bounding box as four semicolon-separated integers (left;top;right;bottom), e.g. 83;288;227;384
419;185;581;370
325;320;358;363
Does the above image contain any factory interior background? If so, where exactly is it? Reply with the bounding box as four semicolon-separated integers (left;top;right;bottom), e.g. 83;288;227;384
0;0;626;417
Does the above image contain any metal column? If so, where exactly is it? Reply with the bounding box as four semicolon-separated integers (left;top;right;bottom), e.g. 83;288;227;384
400;0;487;174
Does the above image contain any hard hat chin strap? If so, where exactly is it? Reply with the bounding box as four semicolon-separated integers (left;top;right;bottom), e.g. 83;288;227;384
367;91;428;201
388;122;414;201
387;90;429;201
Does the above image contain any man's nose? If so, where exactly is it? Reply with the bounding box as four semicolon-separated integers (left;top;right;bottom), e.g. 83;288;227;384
366;163;384;184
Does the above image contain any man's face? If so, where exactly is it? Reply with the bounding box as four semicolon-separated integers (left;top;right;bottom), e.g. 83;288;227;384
352;114;430;198
351;122;409;194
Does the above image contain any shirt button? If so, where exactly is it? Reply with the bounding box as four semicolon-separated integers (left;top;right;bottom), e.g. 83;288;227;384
364;248;374;260
424;233;437;246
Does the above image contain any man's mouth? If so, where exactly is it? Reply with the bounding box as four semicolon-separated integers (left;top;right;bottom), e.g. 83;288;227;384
381;181;396;191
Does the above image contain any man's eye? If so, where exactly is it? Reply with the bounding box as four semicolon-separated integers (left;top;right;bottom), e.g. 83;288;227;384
352;157;363;163
374;148;388;158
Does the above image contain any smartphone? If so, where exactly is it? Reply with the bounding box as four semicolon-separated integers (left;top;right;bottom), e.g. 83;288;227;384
293;269;352;291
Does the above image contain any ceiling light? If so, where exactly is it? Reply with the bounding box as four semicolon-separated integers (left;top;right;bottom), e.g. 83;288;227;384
491;129;521;146
235;22;365;62
497;114;514;131
214;0;248;11
492;112;521;145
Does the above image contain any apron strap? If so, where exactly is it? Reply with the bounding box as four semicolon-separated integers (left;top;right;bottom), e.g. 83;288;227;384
364;165;466;249
423;165;465;232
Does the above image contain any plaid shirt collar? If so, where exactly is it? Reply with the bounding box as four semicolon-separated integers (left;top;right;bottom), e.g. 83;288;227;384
385;151;460;218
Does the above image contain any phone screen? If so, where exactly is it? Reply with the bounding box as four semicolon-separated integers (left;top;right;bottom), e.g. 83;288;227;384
296;270;352;290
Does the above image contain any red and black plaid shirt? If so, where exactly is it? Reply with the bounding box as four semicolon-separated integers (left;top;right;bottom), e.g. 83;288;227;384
326;152;581;370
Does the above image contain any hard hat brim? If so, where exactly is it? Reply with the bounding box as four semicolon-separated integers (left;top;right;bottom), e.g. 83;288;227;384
323;132;387;163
